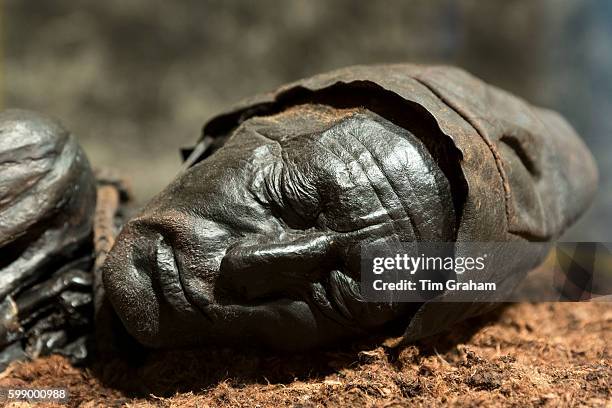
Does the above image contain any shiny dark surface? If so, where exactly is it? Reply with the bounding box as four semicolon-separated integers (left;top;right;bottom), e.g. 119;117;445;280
103;65;597;351
0;110;96;370
105;105;454;349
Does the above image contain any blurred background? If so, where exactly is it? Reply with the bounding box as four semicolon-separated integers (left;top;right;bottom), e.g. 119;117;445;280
2;0;610;241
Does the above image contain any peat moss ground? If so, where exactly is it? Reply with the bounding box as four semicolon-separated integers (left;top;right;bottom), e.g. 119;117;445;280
1;302;610;407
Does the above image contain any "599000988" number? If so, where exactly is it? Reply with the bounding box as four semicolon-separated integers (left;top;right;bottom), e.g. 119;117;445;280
1;388;69;402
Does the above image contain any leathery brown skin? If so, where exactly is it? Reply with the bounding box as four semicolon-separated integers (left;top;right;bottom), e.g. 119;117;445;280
103;64;598;351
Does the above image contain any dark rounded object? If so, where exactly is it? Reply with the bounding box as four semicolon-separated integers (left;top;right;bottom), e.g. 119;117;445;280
0;109;96;298
103;65;597;350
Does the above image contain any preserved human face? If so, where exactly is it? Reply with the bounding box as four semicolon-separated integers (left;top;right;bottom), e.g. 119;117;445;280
102;104;455;350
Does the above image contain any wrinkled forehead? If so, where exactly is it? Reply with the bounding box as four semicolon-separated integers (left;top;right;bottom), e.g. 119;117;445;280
229;104;363;144
226;104;420;158
211;106;418;203
183;103;420;178
220;104;454;238
180;103;442;199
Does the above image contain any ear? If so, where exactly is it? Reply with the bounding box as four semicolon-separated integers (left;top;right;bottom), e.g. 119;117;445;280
218;232;339;301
